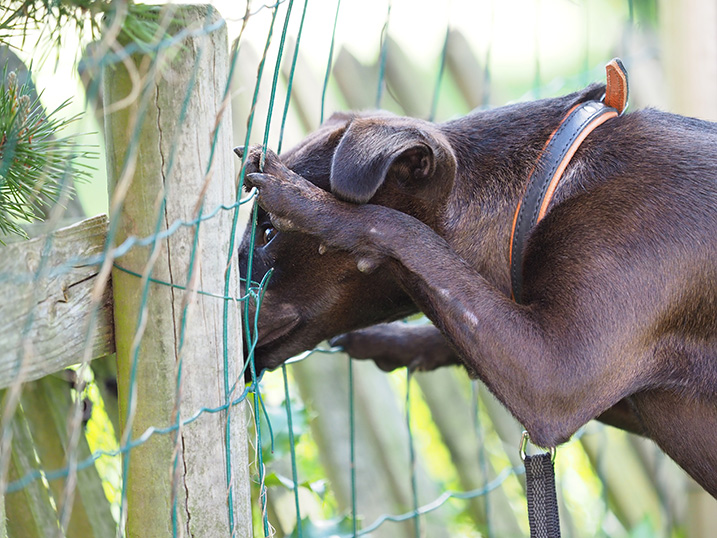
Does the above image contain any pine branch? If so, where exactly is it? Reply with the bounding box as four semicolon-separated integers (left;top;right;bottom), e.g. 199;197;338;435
1;1;184;54
0;67;94;241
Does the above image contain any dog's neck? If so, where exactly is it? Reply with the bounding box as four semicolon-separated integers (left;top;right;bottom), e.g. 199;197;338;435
439;89;606;294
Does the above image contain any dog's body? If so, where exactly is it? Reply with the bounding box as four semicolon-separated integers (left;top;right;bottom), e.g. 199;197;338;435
237;83;717;496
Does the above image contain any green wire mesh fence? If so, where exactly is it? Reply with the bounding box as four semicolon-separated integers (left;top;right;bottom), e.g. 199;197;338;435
0;0;713;537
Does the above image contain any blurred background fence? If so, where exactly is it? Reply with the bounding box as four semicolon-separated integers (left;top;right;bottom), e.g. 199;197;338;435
0;0;715;537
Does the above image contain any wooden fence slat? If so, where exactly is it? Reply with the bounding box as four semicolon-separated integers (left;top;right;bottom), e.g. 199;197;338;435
332;47;380;111
4;400;60;537
292;357;450;538
103;5;250;536
0;214;114;389
0;487;5;538
21;376;115;537
581;428;664;530
445;29;487;110
384;36;432;118
415;369;523;536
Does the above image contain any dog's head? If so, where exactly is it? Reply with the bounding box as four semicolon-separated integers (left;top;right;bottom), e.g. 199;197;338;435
238;111;457;376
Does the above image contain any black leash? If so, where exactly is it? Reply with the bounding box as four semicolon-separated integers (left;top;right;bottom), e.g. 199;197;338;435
521;431;560;538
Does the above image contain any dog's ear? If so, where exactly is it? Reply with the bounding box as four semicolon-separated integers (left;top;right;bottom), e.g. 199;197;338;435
330;119;456;204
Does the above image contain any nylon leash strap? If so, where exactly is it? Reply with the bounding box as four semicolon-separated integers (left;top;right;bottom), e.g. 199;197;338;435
521;431;560;538
524;455;561;537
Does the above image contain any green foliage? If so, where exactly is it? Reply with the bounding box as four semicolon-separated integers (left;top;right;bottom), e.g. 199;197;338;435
0;0;108;47
0;1;180;55
288;515;357;538
258;398;309;464
0;67;93;240
264;472;328;499
629;0;658;26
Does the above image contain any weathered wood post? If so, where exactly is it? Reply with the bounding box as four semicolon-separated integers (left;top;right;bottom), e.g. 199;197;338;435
0;491;5;538
102;5;251;536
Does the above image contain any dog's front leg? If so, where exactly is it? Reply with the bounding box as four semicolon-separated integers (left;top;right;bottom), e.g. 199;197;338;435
331;322;460;372
245;165;646;448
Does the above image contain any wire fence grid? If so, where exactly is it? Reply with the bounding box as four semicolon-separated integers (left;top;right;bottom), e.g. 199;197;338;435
0;1;710;537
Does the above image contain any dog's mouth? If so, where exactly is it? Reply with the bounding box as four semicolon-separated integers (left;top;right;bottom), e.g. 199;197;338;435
243;303;304;381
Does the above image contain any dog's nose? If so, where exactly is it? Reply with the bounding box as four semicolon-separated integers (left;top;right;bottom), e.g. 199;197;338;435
233;146;245;158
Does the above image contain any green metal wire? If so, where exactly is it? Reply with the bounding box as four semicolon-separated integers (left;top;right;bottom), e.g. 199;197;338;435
278;0;310;155
282;364;303;537
375;0;392;109
430;24;450;122
348;355;358;537
253;0;300;532
356;465;525;536
270;16;310;538
405;370;421;538
113;263;254;302
260;0;295;168
320;0;342;125
472;381;493;537
218;0;282;533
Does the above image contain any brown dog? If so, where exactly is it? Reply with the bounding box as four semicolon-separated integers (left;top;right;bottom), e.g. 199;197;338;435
236;82;717;496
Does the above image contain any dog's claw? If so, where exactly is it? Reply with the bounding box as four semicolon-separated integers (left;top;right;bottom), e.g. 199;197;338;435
245;172;266;187
318;244;327;255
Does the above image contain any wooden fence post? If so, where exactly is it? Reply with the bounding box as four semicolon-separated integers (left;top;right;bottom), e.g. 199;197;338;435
102;5;251;536
0;489;5;538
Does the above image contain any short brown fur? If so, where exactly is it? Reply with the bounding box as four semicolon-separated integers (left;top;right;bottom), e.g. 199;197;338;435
236;83;717;496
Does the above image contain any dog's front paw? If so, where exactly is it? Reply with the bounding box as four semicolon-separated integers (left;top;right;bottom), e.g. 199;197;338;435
235;145;288;180
245;171;334;226
331;322;461;373
407;351;459;372
331;330;411;372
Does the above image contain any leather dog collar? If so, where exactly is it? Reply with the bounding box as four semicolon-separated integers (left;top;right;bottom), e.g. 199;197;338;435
509;59;629;303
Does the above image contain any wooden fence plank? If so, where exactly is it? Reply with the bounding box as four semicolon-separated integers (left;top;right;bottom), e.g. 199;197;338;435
415;369;523;537
384;36;432;118
0;214;114;389
0;488;5;538
292;357;450;538
332;48;379;111
4;401;60;537
581;428;664;530
445;29;487;110
21;376;115;537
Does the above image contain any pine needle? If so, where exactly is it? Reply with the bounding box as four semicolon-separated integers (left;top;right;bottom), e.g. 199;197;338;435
0;67;94;241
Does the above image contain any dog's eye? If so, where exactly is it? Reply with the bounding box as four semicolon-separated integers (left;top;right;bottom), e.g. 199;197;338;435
263;226;277;245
